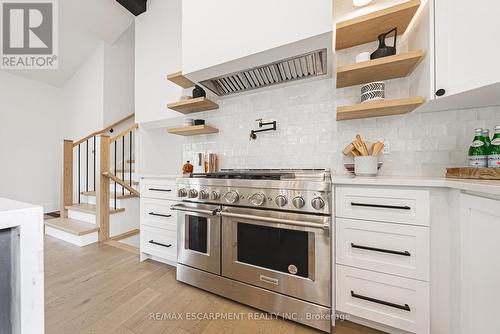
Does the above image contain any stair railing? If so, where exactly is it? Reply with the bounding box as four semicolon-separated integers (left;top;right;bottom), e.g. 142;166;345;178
100;124;140;241
60;113;136;242
107;124;139;210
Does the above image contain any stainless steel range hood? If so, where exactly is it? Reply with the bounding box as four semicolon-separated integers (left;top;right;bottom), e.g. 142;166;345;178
182;30;333;97
200;49;328;96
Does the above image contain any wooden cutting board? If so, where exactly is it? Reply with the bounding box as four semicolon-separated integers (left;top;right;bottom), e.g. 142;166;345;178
446;167;500;180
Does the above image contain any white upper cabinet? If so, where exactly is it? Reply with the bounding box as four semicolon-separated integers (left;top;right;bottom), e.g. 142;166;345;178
182;0;333;83
434;0;500;99
412;0;500;112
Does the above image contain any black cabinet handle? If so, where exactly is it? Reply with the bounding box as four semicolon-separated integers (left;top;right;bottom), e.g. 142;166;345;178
351;291;411;312
148;212;172;218
351;202;411;210
148;188;172;192
435;88;446;96
351;243;411;256
149;240;172;248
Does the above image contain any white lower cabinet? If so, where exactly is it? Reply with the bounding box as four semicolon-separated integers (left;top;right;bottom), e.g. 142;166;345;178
336;218;430;281
337;265;430;334
458;193;500;334
140;178;179;266
141;225;177;264
335;185;430;333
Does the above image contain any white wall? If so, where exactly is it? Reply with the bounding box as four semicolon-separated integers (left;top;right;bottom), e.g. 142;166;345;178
62;23;135;142
137;128;184;175
134;0;184;174
0;23;135;211
182;0;332;74
0;71;63;211
104;24;135;125
62;45;105;141
135;0;182;124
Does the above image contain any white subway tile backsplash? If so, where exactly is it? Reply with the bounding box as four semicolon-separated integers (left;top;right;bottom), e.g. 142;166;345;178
183;78;500;177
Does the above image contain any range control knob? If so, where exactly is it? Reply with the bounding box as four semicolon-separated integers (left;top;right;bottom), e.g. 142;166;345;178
188;189;198;198
223;190;239;204
211;191;220;200
275;195;288;207
292;196;305;209
178;188;188;197
311;197;325;210
249;193;266;206
199;190;209;199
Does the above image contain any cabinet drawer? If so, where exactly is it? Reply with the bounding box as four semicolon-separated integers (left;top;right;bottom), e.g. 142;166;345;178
336;218;429;281
141;179;177;200
140;198;177;231
336;186;430;226
140;225;177;262
336;265;429;334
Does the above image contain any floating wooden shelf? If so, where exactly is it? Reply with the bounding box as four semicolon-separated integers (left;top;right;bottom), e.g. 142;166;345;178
336;97;425;121
336;0;421;50
166;71;195;88
337;50;425;88
167;97;219;114
167;125;219;136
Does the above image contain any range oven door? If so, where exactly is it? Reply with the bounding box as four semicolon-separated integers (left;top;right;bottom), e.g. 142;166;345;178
171;203;221;275
220;206;331;307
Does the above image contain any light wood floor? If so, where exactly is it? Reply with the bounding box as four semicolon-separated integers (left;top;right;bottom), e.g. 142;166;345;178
44;236;384;334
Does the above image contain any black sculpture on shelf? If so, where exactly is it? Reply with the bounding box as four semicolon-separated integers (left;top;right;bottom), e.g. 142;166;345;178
371;27;397;60
250;118;277;140
192;85;206;98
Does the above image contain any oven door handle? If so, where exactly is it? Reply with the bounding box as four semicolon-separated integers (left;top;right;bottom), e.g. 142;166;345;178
219;211;330;230
170;204;219;216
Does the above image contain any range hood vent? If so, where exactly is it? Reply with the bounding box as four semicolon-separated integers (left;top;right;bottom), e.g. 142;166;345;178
200;49;328;96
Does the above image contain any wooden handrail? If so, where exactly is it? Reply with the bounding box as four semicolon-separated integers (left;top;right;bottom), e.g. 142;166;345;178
110;124;139;143
102;172;140;197
73;113;135;147
102;113;135;133
73;131;102;147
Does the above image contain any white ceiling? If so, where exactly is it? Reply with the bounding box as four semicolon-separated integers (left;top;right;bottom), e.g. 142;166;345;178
3;0;135;87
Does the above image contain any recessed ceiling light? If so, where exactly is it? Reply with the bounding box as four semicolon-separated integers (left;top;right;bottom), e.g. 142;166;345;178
353;0;373;7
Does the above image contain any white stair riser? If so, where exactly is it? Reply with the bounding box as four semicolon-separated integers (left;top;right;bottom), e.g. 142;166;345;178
68;209;96;224
83;195;123;208
45;226;98;246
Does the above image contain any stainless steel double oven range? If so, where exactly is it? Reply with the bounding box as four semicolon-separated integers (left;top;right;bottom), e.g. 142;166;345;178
171;169;332;332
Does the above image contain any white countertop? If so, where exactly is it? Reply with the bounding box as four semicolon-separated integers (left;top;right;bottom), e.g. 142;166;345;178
0;198;43;232
0;198;39;213
332;175;500;196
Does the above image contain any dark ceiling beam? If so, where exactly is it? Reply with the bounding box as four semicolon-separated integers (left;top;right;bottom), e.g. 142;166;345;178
116;0;147;16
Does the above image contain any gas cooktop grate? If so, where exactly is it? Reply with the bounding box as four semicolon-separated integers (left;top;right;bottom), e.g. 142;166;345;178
189;172;295;180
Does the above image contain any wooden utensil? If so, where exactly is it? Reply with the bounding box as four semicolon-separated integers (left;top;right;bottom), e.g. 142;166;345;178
342;143;355;156
353;140;367;156
343;143;361;156
354;135;369;156
372;141;385;156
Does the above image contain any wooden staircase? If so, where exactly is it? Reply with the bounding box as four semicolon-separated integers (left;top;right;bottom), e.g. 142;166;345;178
45;114;141;251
